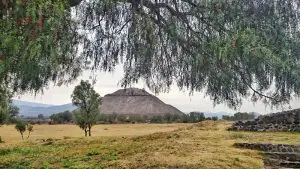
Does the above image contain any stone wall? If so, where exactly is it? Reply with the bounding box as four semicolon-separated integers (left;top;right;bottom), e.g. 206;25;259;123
234;143;300;153
230;109;300;132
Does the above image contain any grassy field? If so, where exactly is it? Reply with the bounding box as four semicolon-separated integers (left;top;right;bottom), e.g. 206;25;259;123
0;123;189;145
0;121;299;169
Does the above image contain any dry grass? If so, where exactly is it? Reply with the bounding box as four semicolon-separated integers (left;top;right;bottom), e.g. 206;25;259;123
0;123;190;145
0;121;299;169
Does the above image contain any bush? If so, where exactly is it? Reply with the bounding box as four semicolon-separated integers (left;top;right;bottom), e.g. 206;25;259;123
15;120;26;140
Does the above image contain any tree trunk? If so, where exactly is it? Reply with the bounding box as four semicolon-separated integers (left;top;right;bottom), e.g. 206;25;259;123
84;128;88;137
21;133;24;140
88;125;92;136
88;126;91;136
27;132;31;140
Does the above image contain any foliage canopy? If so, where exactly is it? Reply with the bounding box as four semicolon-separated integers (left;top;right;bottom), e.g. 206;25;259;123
2;0;300;108
0;87;13;125
0;0;81;93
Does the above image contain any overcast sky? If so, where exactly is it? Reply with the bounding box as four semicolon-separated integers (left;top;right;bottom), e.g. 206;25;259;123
13;65;300;115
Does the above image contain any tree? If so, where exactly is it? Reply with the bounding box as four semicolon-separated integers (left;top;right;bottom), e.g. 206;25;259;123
0;88;11;125
37;114;45;119
0;87;13;142
212;116;219;121
50;111;74;124
222;115;232;121
180;114;190;123
189;112;206;123
14;119;33;140
15;120;26;140
150;115;163;123
0;108;7;126
222;112;256;121
0;0;81;95
71;80;101;136
2;1;300;109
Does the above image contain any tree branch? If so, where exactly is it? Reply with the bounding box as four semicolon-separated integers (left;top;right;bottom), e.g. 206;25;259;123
69;0;83;7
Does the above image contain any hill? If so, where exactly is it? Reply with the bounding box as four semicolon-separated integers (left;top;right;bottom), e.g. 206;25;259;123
12;100;77;117
101;88;184;116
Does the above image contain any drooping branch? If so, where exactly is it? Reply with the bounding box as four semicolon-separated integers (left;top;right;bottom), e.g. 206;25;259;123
2;0;300;108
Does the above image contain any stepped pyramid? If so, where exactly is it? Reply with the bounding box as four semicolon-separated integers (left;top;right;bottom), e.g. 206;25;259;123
100;88;183;116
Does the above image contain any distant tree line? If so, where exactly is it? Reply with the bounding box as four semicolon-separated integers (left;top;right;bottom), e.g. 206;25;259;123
49;111;74;124
48;111;219;125
222;112;256;121
96;111;218;124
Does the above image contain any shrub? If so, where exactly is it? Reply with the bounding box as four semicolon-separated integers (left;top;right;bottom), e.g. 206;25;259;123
15;120;26;140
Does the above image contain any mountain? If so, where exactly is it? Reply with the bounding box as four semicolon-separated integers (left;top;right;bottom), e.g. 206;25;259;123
12;100;77;117
12;100;53;108
101;88;184;116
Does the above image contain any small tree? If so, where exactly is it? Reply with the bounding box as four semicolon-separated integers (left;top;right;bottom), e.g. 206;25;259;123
15;120;26;140
212;116;219;121
189;112;206;123
71;80;101;136
37;114;45;119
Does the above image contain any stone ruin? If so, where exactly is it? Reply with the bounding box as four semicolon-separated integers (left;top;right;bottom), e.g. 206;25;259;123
234;143;300;168
230;109;300;132
231;110;300;168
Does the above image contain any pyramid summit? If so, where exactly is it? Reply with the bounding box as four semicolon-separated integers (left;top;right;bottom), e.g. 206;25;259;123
106;88;150;96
